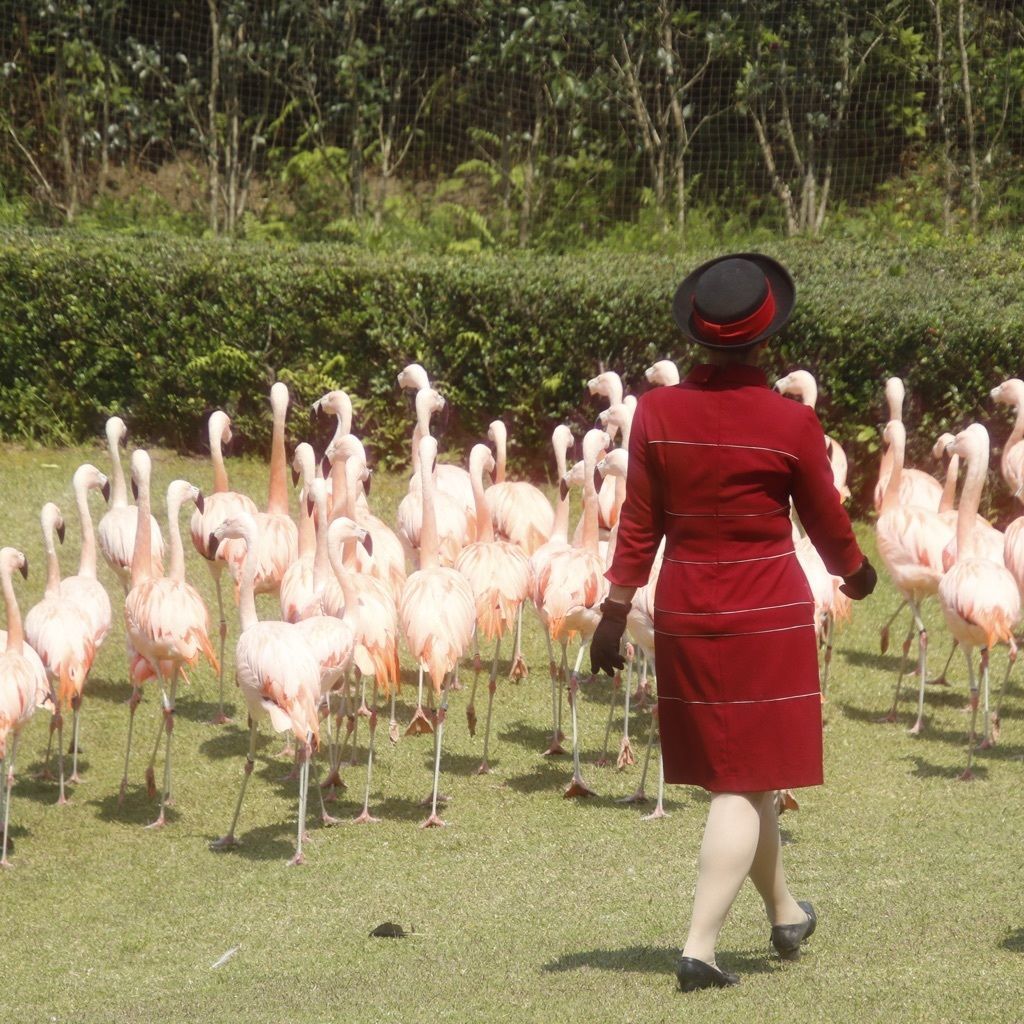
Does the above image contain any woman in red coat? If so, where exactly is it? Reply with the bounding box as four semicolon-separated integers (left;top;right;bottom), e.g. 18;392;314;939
592;253;876;992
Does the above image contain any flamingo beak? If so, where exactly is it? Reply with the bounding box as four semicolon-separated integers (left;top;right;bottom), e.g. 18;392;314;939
593;467;603;492
19;558;28;579
56;522;66;545
206;533;220;560
321;455;331;477
364;470;373;498
559;479;569;501
195;491;205;514
101;480;111;503
131;479;138;500
360;531;373;556
291;466;300;487
306;495;315;517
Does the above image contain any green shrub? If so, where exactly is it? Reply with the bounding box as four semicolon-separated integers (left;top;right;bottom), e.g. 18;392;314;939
2;230;1024;517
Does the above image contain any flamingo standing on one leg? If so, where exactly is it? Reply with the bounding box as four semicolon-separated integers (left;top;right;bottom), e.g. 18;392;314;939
123;465;218;824
938;425;1021;779
97;417;164;592
207;513;322;865
399;434;476;828
24;504;95;803
457;444;532;773
189;411;258;723
537;428;609;798
0;548;39;867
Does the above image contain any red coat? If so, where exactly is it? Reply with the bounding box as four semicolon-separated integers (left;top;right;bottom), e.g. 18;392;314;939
606;363;864;792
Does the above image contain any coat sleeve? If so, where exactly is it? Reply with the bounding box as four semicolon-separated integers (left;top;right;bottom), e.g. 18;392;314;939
791;406;864;578
605;396;665;587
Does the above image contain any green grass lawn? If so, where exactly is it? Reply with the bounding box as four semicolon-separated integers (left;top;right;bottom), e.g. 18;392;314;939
1;442;1022;1024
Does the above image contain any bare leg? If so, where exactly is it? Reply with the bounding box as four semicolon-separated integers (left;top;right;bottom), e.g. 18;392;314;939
354;682;381;824
288;733;312;866
465;641;483;737
908;602;929;735
618;649;636;769
642;743;668;821
211;719;259;849
421;678;449;828
746;791;805;925
960;649;980;781
597;667;621;767
509;603;527;680
147;668;179;829
541;628;564;756
69;699;83;783
477;636;502;774
211;567;231;724
406;665;433;736
118;688;142;806
564;644;595;798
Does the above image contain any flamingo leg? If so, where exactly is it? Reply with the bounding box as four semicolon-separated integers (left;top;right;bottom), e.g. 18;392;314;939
564;643;595;798
987;641;1017;746
211;718;258;850
541;627;564;755
69;699;83;783
466;645;483;737
509;603;527;680
820;612;835;698
354;681;381;824
881;620;916;722
405;665;433;736
879;599;908;654
144;698;168;799
56;708;67;806
310;754;341;827
118;688;142;806
557;641;568;740
642;742;668;821
147;668;179;828
211;567;231;724
0;747;12;867
908;602;929;735
620;702;655;805
39;682;58;779
960;649;981;781
477;635;502;774
597;666;621;768
388;688;399;745
618;649;636;769
288;732;312;866
928;640;958;686
421;677;449;828
348;673;365;766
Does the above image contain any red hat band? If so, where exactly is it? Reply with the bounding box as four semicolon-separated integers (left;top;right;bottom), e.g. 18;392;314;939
691;282;776;345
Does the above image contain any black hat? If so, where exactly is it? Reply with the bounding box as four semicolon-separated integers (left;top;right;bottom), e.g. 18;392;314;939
672;253;795;350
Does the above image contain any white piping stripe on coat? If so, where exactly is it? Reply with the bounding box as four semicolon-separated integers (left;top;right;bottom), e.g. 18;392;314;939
654;601;813;617
656;689;820;706
664;505;789;519
654;622;814;639
664;549;795;566
649;439;799;461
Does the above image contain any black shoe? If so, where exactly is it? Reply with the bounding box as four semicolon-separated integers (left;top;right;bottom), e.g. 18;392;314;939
770;901;817;959
675;956;740;992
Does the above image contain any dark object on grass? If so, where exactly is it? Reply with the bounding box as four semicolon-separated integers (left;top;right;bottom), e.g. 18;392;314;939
370;922;407;938
675;956;739;992
770;900;817;959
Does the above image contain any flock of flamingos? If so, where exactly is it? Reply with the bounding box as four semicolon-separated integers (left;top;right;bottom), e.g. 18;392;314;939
0;360;1023;866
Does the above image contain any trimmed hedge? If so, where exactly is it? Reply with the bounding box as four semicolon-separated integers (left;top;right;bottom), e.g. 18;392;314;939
3;231;1024;516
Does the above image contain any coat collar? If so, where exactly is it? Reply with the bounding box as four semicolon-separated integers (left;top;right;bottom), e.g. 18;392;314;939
685;363;769;388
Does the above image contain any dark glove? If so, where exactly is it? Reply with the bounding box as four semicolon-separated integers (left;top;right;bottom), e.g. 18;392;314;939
840;557;877;600
590;599;630;675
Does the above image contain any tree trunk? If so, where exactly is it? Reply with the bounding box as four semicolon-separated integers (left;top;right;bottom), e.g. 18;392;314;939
956;0;980;228
207;0;221;235
928;0;955;233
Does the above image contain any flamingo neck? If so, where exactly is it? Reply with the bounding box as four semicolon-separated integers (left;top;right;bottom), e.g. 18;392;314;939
107;431;128;507
881;424;904;514
210;421;229;493
939;453;959;514
1002;385;1024;477
73;476;98;579
312;485;331;590
956;444;987;561
327;532;357;611
237;530;260;633
581;450;600;554
130;475;154;585
296;486;315;559
329;453;348;527
551;446;571;543
267;402;289;515
1;566;23;653
166;489;187;583
43;519;61;597
419;460;440;570
471;454;495;543
493;429;507;483
342;459;362;568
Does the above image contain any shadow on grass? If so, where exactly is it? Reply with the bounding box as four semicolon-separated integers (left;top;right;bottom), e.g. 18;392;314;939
89;788;179;826
85;676;133;704
542;945;775;978
999;927;1024;953
205;821;297;862
904;754;989;782
840;649;911;672
497;720;562;752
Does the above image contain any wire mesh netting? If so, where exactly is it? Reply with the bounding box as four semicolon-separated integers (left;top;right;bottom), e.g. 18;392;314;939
1;1;1023;244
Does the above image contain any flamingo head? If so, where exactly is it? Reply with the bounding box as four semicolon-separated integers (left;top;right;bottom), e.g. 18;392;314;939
270;381;290;419
587;371;623;404
73;463;111;504
487;419;507;448
209;512;257;559
41;502;65;547
306;477;328;518
129;449;151;502
991;378;1024;410
0;547;29;580
932;432;956;460
292;442;316;488
208;410;232;451
397;363;430;392
167;479;203;515
105;416;128;448
597;449;628;481
560;459;586;501
326;516;373;556
884;377;906;421
469;442;496;483
645;360;680;386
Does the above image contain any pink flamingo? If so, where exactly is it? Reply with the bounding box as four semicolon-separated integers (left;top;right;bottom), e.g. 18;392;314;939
645;360;680;387
875;420;953;733
457;444;532;772
325;516;400;822
536;428;609;798
990;378;1024;501
279;443;321;623
311;389;370;518
938;425;1020;778
399;434;476;827
775;370;851;503
189;410;258;723
123;462;218;823
587;372;624;532
25;504;96;802
97;417;164;592
874;378;943;512
0;548;39;867
207;513;322;865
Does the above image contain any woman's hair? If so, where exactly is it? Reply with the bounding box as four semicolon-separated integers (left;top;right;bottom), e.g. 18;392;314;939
705;341;766;367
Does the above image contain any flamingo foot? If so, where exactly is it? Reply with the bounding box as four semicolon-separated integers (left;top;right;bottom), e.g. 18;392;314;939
879;626;889;653
117;779;127;807
958;768;976;782
319;768;343;790
476;760;491;775
145;814;166;830
405;706;434;736
564;776;596;799
280;765;301;783
274;743;296;760
908;719;924;736
287;852;306;867
208;711;232;726
926;675;950;687
320;812;342;827
35;768;55;782
353;809;380;825
775;790;800;814
145;766;157;799
466;704;477;737
69;772;83;785
57;793;69;806
447;677;464;692
618;788;648;805
875;708;899;724
978;737;995;751
210;834;238;851
594;756;610;768
0;858;12;869
642;805;668;821
990;714;1002;744
419;812;446;829
542;741;567;757
616;736;637;770
509;655;528;682
388;720;400;745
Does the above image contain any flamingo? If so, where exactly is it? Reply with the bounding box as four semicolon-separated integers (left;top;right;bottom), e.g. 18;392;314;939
97;417;164;591
279;443;321;623
874;377;943;512
990;378;1024;501
311;389;369;517
325;516;400;822
0;548;39;867
938;425;1020;779
875;420;954;733
189;410;258;723
207;513;322;865
536;428;609;798
456;444;532;773
24;503;96;802
398;434;476;827
775;370;851;503
645;360;680;387
122;463;218;824
586;372;624;532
